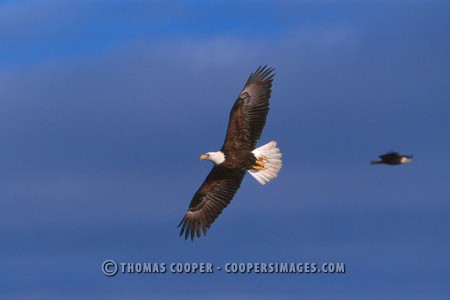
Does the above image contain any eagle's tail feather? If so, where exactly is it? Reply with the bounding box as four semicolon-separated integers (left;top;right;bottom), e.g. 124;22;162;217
249;141;282;185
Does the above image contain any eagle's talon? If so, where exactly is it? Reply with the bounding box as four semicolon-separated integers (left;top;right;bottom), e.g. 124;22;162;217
253;164;265;171
255;159;265;167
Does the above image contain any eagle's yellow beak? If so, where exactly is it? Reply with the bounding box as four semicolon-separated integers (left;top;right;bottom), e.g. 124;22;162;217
200;154;208;160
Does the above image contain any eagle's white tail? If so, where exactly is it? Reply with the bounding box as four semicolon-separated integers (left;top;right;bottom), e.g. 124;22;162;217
249;141;282;185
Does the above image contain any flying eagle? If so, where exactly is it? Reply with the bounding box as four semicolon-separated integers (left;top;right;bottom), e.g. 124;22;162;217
370;152;413;165
178;66;282;240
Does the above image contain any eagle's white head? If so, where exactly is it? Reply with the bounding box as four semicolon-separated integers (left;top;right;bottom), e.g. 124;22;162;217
400;155;413;164
200;151;225;165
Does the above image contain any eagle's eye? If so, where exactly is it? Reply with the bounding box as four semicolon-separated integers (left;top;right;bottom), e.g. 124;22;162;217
206;154;210;158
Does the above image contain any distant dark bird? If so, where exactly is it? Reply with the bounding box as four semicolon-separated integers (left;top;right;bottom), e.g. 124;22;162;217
178;66;282;241
370;152;413;165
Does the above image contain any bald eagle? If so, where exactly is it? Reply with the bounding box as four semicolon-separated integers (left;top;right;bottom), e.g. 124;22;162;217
371;152;413;165
178;66;282;240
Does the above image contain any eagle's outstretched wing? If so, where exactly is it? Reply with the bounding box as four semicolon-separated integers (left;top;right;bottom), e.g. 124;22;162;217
221;66;275;152
178;166;246;241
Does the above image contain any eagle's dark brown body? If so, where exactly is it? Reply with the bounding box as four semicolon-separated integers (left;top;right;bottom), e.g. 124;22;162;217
220;149;257;170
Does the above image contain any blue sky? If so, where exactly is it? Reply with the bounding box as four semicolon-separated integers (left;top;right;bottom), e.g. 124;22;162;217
1;1;449;299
